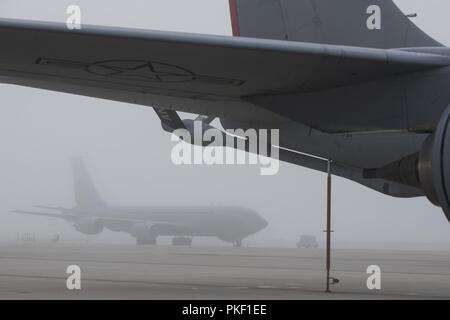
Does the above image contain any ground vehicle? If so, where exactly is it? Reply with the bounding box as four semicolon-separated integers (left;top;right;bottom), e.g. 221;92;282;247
296;235;319;249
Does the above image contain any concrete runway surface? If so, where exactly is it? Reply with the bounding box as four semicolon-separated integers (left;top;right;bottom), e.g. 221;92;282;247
0;243;449;299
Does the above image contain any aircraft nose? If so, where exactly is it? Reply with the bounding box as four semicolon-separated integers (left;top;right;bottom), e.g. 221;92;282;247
257;216;268;230
245;209;268;232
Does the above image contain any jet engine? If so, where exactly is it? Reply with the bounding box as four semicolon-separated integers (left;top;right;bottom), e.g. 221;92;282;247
74;217;104;235
130;223;157;245
364;105;450;222
130;223;150;238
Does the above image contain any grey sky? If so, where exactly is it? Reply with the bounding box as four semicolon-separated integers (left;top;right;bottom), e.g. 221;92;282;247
1;0;449;247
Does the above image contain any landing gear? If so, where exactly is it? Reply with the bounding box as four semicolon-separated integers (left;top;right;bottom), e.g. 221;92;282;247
233;239;242;247
325;160;339;292
172;237;192;246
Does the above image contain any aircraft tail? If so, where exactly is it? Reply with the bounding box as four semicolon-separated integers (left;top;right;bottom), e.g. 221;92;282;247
229;0;441;49
72;158;106;209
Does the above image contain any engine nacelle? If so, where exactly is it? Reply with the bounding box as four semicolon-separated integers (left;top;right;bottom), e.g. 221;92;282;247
130;223;157;245
129;223;151;238
364;105;450;222
74;218;104;235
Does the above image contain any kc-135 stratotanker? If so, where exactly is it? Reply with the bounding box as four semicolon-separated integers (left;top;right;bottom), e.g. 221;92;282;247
2;0;450;223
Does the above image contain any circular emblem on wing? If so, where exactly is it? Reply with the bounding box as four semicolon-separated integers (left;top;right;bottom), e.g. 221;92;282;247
86;60;196;83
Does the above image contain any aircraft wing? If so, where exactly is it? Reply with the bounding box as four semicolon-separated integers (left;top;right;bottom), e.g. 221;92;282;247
12;209;138;223
12;210;75;219
1;18;450;122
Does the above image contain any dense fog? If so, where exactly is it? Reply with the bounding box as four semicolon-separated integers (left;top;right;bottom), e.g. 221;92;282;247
1;0;450;250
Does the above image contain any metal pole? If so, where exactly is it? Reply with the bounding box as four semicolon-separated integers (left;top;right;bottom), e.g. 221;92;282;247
326;160;332;293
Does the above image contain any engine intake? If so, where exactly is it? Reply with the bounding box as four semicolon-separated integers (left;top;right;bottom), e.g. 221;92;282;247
363;105;450;222
74;217;104;235
130;223;157;245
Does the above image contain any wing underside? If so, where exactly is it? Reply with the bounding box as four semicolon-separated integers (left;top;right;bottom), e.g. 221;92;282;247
1;18;449;120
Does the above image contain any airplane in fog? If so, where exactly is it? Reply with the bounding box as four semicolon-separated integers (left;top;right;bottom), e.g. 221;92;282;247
2;0;450;223
13;159;267;246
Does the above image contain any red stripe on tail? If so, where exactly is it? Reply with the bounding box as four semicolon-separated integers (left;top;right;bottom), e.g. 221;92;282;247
229;0;240;36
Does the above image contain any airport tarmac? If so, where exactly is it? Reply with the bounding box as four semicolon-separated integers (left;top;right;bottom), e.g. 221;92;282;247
0;243;449;299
